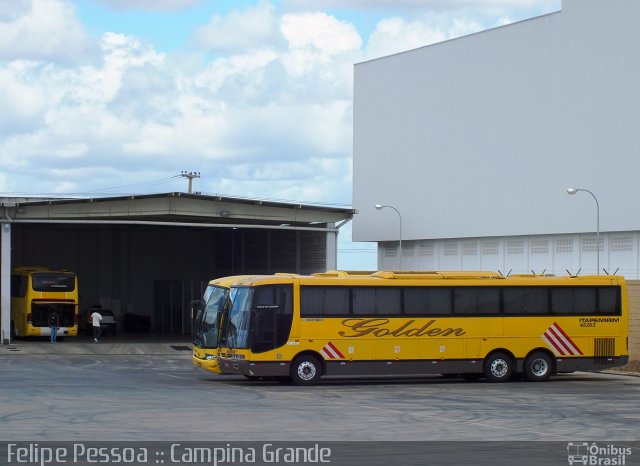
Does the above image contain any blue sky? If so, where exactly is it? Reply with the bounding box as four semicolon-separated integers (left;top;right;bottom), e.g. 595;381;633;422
0;0;561;269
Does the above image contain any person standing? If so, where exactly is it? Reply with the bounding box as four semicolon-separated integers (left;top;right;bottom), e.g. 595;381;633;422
90;309;102;343
48;311;60;344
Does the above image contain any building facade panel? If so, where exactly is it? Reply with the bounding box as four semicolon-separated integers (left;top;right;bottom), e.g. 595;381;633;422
353;0;640;278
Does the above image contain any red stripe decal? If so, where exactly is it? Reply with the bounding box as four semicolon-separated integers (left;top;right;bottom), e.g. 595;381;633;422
544;333;567;355
548;326;573;355
326;341;345;359
552;322;584;355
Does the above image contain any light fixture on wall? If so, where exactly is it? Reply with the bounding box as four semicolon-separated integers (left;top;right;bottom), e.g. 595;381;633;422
375;203;403;270
567;187;600;274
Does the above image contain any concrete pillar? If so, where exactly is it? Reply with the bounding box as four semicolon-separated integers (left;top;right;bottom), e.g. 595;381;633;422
326;224;337;271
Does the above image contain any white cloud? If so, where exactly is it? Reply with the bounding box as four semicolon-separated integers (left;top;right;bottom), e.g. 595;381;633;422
0;0;31;21
193;49;279;96
0;63;49;134
365;15;485;59
214;157;353;205
97;0;202;11
0;0;97;63
280;11;362;77
192;1;278;52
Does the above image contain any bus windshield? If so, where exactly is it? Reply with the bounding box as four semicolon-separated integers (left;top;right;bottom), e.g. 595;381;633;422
220;287;254;349
193;286;230;348
32;273;76;292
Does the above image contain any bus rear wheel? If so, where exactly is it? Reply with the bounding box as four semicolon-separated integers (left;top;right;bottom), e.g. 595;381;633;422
524;352;553;382
291;355;321;386
484;352;514;383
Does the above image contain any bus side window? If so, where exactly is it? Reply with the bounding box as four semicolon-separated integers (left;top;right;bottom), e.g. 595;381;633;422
453;287;500;315
301;286;350;316
352;287;401;315
551;287;597;315
11;275;27;298
574;287;597;314
598;287;621;315
503;287;549;315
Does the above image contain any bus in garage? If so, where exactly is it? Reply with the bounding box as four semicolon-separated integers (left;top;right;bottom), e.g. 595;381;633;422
10;266;79;339
217;271;628;384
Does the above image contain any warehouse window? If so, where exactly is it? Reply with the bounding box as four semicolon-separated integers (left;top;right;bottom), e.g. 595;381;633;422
482;240;499;256
506;240;524;255
463;242;478;256
444;242;459;256
555;239;573;254
530;239;548;255
610;235;633;252
419;242;434;257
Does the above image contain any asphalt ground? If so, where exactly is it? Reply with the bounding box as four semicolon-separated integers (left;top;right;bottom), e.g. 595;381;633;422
1;346;639;465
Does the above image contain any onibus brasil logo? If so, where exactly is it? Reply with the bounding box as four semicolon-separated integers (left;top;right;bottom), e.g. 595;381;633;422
567;442;632;465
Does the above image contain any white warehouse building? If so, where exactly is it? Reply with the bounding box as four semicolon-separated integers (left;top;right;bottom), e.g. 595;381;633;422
353;0;640;278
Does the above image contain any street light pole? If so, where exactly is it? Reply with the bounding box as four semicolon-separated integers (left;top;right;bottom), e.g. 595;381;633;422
567;187;600;274
375;204;403;270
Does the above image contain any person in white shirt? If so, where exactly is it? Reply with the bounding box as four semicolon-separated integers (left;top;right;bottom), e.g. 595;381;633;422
90;310;102;343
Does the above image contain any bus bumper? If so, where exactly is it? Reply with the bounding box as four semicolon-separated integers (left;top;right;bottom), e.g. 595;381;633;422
217;358;290;377
33;327;74;337
192;347;221;374
555;355;629;373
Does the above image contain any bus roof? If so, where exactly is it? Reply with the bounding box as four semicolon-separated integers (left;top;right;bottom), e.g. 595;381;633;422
12;266;75;274
228;271;626;287
207;275;260;288
312;270;377;277
206;273;302;288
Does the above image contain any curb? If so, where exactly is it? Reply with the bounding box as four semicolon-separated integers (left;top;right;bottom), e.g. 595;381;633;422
0;343;193;356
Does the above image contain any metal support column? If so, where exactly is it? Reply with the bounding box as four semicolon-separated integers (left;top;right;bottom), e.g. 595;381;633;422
1;209;12;344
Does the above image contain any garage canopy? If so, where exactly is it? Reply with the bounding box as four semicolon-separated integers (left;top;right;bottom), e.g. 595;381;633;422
1;193;355;343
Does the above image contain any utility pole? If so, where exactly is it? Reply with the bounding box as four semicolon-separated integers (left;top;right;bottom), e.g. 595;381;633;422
178;171;200;194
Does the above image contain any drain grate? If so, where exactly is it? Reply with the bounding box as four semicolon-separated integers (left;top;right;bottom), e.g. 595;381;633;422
170;345;192;352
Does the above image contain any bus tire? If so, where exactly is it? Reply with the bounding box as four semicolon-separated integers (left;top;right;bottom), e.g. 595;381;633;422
484;352;514;383
10;321;16;340
291;355;322;386
524;351;553;382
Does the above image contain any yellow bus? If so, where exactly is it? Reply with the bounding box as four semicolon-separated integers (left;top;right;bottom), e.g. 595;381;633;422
10;267;79;339
217;271;628;384
192;276;254;374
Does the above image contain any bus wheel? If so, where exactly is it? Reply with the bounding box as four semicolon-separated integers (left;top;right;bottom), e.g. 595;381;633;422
10;321;16;340
291;355;321;386
524;352;553;382
484;352;514;383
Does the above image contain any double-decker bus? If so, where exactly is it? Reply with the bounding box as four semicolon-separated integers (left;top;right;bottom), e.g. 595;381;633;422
217;271;628;385
192;276;254;374
10;267;79;339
